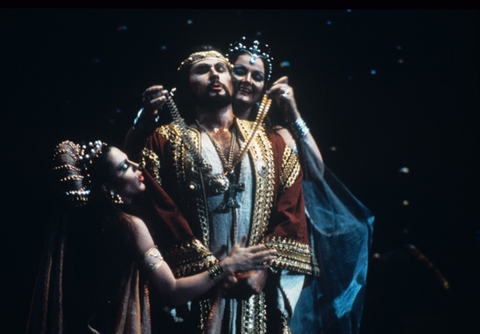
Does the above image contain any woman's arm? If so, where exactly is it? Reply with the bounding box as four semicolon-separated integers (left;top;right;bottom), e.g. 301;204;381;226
127;215;275;308
123;85;169;160
268;77;325;180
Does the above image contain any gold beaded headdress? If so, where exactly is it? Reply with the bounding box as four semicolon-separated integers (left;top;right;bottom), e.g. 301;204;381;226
53;140;107;206
177;50;232;72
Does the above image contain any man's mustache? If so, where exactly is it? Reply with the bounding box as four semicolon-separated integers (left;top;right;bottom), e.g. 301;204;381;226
205;80;228;92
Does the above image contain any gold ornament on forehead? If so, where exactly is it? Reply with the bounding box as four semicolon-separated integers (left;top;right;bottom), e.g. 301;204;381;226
177;50;231;71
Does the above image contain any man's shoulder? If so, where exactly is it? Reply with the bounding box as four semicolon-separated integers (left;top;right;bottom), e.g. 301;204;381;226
155;121;175;133
150;122;178;140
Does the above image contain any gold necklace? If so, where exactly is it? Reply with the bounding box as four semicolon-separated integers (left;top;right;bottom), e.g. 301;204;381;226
165;90;272;197
195;120;236;171
196;120;247;212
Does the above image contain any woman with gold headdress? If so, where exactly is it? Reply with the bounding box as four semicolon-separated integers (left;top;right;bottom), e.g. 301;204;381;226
26;141;275;334
225;37;374;334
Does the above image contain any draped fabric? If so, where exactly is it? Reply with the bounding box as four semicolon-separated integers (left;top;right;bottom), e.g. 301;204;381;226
26;208;153;334
288;164;374;334
26;212;68;334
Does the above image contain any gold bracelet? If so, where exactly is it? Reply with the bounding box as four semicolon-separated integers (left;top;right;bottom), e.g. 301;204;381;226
208;263;225;284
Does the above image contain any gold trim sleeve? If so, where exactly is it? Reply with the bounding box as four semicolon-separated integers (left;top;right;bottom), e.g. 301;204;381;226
280;146;301;194
163;239;218;278
263;236;314;275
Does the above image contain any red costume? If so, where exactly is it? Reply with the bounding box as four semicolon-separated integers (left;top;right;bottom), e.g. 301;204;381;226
139;118;313;333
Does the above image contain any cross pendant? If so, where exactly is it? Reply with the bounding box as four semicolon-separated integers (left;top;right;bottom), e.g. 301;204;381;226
215;170;245;212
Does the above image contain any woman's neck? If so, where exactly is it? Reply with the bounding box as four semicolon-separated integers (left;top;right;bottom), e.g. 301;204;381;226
233;100;253;121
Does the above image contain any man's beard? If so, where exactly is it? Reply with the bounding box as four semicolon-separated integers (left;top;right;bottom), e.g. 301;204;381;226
194;84;233;109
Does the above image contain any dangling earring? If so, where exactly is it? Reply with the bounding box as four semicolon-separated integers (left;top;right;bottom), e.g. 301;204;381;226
110;190;124;204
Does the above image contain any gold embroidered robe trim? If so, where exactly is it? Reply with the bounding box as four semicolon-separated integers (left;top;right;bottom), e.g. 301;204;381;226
280;145;301;194
157;124;212;251
139;148;162;186
236;119;276;247
263;236;314;275
163;239;218;278
241;293;268;334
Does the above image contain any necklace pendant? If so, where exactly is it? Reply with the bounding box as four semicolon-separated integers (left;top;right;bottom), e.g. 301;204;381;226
226;198;240;209
236;182;245;192
214;199;230;213
205;173;230;196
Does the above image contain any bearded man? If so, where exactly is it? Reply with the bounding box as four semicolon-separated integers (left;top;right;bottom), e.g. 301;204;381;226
135;49;313;334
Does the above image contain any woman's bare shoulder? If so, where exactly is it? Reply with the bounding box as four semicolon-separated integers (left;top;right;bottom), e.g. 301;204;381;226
121;213;146;231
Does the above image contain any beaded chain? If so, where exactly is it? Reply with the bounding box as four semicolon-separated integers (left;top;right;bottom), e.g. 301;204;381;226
195;120;237;171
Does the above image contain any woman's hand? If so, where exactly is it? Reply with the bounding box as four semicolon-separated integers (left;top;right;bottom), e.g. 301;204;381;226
220;235;276;276
217;235;275;290
267;76;300;122
142;85;169;121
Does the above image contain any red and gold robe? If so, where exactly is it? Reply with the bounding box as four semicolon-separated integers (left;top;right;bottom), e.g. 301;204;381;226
139;118;313;333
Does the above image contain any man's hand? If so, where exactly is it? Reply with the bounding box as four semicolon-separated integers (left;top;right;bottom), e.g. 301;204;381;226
225;268;269;300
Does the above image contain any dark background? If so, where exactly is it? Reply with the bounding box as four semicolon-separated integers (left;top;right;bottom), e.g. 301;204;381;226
1;9;478;333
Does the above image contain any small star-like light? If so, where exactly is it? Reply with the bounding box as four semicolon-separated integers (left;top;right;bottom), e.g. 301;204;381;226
347;9;352;12
279;61;290;68
327;21;332;25
91;58;100;64
398;58;404;64
256;31;262;36
397;46;402;50
329;146;337;151
187;19;193;24
116;109;122;113
117;26;127;31
371;70;376;75
161;45;167;50
372;253;381;259
402;200;410;206
399;167;410;173
403;229;409;234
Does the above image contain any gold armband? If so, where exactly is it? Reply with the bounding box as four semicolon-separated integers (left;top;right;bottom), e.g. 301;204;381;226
140;245;164;273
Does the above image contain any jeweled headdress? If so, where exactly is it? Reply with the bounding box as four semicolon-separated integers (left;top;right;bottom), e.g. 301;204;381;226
226;37;273;82
177;50;232;72
53;140;107;206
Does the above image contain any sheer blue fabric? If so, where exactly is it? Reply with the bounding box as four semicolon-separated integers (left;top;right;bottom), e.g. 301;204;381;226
289;164;374;334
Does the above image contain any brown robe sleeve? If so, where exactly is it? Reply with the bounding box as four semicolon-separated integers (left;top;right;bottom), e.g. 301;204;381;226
139;127;218;278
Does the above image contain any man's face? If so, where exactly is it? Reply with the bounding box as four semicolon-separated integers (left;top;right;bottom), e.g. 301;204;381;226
188;59;233;108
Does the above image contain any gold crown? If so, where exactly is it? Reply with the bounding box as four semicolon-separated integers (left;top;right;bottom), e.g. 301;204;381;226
177;50;231;71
